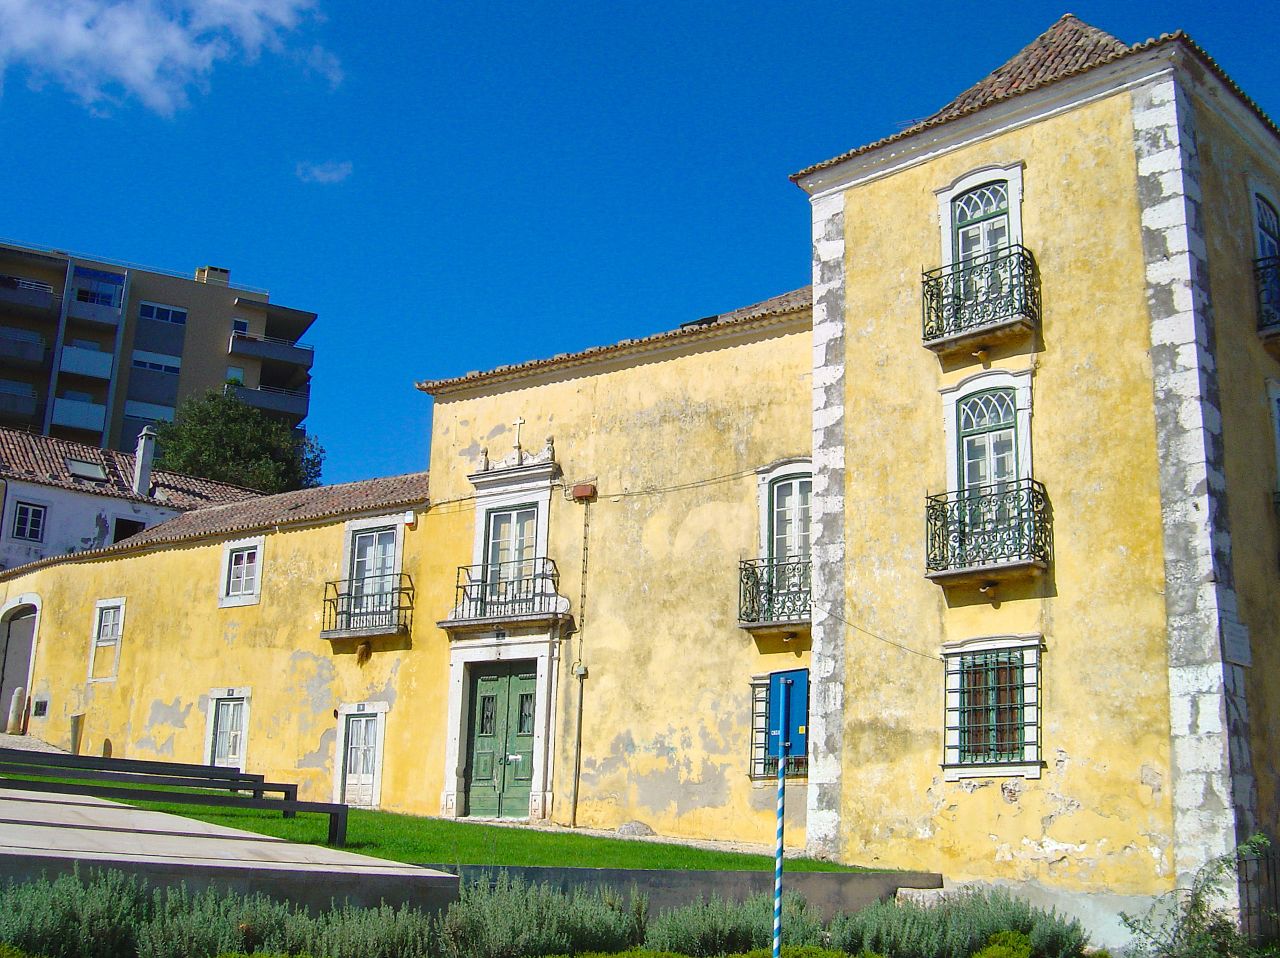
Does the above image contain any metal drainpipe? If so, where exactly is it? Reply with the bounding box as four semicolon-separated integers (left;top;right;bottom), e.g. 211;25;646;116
568;495;591;828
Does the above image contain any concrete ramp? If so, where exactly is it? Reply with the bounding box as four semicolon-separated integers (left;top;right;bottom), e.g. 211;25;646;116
0;789;457;912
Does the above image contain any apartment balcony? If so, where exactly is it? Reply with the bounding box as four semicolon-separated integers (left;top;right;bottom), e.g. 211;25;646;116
922;245;1039;358
925;478;1051;586
51;397;107;433
0;386;39;422
738;556;811;638
67;297;121;327
228;382;309;421
438;558;570;634
0;330;47;366
0;275;58;316
1256;256;1280;358
228;331;314;371
320;574;414;640
59;345;114;380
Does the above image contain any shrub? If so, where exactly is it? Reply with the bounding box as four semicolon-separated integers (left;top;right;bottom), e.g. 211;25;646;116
138;884;297;958
1122;835;1269;958
644;892;824;957
828;889;1086;958
0;869;149;958
973;930;1035;958
0;944;40;958
297;902;438;958
439;873;644;958
736;946;850;958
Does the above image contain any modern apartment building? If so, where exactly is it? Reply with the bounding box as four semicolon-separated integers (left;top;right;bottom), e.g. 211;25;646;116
0;240;316;452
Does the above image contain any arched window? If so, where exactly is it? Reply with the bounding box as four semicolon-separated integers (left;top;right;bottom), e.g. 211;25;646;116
953;182;1010;264
1257;194;1279;260
957;389;1017;493
769;474;811;561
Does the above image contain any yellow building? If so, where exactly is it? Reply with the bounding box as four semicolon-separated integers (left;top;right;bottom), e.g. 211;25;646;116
2;14;1278;947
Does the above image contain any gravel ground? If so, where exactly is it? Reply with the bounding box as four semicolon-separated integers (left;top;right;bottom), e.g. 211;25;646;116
0;732;65;753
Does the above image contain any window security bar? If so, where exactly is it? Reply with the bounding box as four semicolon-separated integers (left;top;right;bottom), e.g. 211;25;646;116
922;244;1039;343
739;556;811;624
322;573;414;633
925;477;1051;573
453;557;560;620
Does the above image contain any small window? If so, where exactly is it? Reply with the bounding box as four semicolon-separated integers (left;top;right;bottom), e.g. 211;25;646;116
219;537;264;607
232;319;250;335
12;501;46;542
943;640;1041;777
226;366;245;384
112;518;145;543
210;697;246;767
748;677;809;780
65;458;107;481
131;350;181;375
73;268;124;309
88;599;125;682
139;302;188;325
1257;195;1280;260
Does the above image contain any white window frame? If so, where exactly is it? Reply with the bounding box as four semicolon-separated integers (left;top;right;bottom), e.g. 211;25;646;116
332;700;390;806
340;514;410;584
138;301;188;325
218;535;264;608
936;164;1025;266
203;686;251;771
748;673;810;784
754;458;812;557
940;369;1033;492
87;597;125;683
10;500;47;543
130;349;182;375
942;633;1042;781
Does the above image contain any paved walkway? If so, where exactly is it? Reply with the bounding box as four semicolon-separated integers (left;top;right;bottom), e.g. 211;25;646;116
0;732;65;752
0;789;456;910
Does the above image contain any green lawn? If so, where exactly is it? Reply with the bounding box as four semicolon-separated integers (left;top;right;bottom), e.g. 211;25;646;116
131;801;863;872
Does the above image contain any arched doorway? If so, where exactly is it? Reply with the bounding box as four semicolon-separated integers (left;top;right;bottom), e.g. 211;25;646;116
0;602;38;730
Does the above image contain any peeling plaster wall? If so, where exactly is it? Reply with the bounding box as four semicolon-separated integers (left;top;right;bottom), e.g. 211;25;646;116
1131;68;1257;894
0;481;179;570
816;88;1178;907
2;509;448;815
1181;77;1280;838
428;320;813;843
807;191;847;861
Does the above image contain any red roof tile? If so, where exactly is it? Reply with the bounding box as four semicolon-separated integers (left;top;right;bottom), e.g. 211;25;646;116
0;426;260;510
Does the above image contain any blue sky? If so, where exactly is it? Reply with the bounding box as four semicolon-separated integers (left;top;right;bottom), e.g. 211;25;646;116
1;1;1275;485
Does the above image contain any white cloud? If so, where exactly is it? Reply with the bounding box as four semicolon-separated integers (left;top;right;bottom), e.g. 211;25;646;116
302;43;342;90
0;0;341;115
295;159;351;184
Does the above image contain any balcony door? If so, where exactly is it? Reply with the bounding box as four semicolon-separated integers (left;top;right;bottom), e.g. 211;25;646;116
770;476;811;562
486;506;537;614
957;390;1018;564
952;182;1010;315
350;527;396;626
210;698;245;768
342;713;378;806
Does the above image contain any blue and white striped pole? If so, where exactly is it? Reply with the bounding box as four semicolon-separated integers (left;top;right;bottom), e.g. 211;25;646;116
773;677;790;958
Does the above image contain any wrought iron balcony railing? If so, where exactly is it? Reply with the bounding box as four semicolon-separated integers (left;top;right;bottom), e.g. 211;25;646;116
321;573;414;635
453;557;561;621
1256;255;1280;332
739;556;811;625
922;245;1039;346
926;478;1051;576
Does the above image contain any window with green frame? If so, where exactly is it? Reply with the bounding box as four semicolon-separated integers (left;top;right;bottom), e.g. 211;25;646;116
952;181;1010;264
957;388;1017;493
943;643;1040;770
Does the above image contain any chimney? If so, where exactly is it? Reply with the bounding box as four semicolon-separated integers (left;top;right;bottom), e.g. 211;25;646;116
133;426;157;496
195;265;230;285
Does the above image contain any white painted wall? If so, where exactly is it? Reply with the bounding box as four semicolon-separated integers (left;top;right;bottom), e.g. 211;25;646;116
0;480;180;570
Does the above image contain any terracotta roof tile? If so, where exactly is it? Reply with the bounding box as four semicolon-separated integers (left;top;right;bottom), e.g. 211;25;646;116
0;426;260;510
792;16;1280;180
0;471;430;581
417;286;811;395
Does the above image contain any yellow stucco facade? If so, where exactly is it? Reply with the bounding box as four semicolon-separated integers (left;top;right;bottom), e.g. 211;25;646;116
1;17;1277;947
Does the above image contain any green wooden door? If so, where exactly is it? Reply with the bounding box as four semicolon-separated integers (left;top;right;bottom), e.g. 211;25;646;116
464;662;536;818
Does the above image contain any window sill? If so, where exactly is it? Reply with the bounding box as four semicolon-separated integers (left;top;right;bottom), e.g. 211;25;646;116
218;593;260;609
943;762;1042;781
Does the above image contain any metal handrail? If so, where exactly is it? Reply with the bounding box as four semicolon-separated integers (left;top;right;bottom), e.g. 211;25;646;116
230;330;314;351
926;478;1051;573
739;556;811;624
922;244;1039;343
0;274;55;294
321;573;414;634
452;557;560;620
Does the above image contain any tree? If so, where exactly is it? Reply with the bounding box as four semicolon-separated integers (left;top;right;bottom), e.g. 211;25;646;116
154;387;324;493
